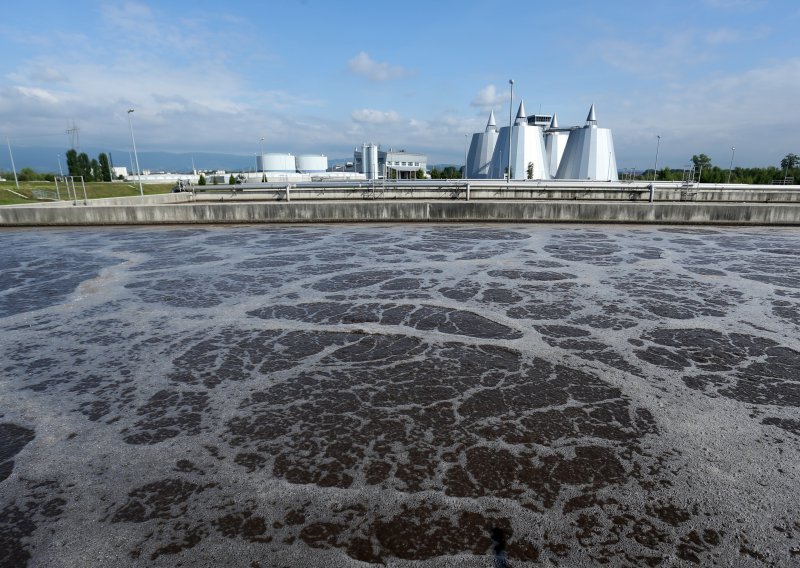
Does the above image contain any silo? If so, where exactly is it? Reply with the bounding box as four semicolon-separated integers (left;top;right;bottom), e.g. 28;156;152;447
555;105;618;181
259;153;296;172
295;154;328;173
362;144;378;180
544;114;570;178
467;111;499;178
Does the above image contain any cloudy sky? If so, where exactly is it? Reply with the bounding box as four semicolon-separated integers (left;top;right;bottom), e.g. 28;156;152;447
1;0;799;169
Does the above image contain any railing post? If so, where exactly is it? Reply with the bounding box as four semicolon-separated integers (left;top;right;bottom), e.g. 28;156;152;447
54;177;61;200
286;184;291;202
466;182;470;201
649;183;654;203
80;176;88;205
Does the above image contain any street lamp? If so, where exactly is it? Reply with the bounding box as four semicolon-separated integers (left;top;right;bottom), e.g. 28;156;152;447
259;137;264;171
727;146;736;184
127;109;144;196
464;134;469;180
507;79;514;181
653;135;661;182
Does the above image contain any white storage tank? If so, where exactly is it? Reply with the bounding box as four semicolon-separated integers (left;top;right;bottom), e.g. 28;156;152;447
258;153;295;172
295;154;328;173
362;144;378;180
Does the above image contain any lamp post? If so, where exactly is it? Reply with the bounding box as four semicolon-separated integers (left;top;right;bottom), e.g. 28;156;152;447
507;79;514;181
464;134;469;180
127;109;144;196
653;135;661;182
727;146;736;184
6;136;19;189
258;137;264;171
57;154;64;177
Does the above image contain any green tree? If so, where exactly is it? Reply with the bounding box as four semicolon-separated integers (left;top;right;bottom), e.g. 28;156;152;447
198;174;206;186
229;174;236;185
441;166;460;179
430;167;440;179
691;154;712;171
98;153;112;182
76;152;92;180
90;159;99;182
416;168;425;179
17;167;37;182
65;149;78;177
780;153;799;172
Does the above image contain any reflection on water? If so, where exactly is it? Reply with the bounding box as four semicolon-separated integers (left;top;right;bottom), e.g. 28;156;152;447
1;225;799;566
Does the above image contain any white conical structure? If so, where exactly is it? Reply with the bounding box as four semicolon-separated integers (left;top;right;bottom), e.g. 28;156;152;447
555;105;618;181
490;101;550;180
467;111;499;178
545;112;570;177
515;100;527;125
586;103;597;124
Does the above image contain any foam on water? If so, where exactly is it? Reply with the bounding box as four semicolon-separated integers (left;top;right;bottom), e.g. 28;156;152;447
1;225;799;566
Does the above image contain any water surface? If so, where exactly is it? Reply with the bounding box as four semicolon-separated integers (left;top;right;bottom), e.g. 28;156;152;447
1;225;799;566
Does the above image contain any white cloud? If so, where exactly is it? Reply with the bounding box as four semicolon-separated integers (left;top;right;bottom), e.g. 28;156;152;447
351;108;400;124
347;52;412;81
15;86;59;104
470;84;506;109
600;57;800;168
29;65;69;83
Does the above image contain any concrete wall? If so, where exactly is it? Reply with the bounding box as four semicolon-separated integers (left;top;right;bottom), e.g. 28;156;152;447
188;185;800;203
4;200;800;226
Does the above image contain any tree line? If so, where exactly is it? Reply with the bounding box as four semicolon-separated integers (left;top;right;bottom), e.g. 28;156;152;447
65;149;113;182
636;153;799;184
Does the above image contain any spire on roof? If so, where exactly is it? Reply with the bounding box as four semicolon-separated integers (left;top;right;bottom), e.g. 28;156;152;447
550;113;559;128
486;110;496;131
586;103;597;125
515;100;527;125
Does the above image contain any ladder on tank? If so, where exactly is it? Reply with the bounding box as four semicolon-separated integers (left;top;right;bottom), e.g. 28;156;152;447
680;166;700;201
363;179;384;200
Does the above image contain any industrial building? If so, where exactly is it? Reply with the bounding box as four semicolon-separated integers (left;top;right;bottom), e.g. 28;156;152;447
354;144;428;180
467;103;618;181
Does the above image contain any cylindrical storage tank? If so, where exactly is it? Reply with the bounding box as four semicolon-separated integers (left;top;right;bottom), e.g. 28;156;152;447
362;144;378;180
295;154;328;173
258;153;296;172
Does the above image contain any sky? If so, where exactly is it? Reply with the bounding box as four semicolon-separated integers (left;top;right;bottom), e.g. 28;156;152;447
1;0;799;170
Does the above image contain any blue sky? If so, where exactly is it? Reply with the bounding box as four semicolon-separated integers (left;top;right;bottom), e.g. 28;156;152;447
1;0;799;169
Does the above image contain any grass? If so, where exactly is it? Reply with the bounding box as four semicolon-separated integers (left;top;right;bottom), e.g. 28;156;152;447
0;181;174;206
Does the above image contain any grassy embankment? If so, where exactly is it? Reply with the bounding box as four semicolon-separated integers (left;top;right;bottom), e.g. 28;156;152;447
0;181;174;206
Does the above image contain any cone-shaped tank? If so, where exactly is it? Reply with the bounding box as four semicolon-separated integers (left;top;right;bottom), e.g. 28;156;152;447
489;118;550;180
467;111;499;178
545;113;569;178
555;105;617;181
